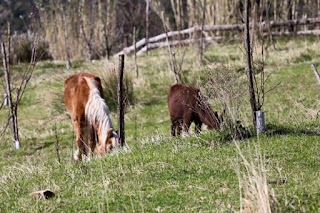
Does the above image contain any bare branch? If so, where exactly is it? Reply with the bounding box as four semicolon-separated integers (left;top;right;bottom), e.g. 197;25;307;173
16;47;37;105
263;81;282;95
311;64;320;85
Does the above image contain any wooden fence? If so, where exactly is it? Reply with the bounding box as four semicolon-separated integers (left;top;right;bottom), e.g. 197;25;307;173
115;17;320;56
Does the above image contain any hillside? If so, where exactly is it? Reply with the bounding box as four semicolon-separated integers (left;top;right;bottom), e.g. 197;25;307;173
0;37;319;212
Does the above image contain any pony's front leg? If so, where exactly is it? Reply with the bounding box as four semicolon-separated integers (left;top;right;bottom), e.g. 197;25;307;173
73;119;86;161
88;125;97;157
176;120;183;136
171;121;176;137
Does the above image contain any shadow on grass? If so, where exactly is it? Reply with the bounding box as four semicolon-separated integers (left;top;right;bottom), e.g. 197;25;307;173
33;141;54;151
274;191;320;213
265;123;320;137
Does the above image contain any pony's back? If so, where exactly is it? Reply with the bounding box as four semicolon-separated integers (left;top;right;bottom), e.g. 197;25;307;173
168;83;200;119
64;72;103;118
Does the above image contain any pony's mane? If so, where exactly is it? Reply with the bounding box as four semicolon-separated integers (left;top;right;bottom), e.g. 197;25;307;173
84;77;113;144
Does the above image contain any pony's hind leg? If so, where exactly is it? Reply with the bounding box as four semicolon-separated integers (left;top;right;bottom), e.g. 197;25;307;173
194;119;202;134
177;120;183;136
171;119;182;136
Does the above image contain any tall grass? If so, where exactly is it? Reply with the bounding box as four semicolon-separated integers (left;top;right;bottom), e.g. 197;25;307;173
234;140;274;213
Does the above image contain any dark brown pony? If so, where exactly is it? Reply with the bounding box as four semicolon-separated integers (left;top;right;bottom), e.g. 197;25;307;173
64;72;118;160
167;83;222;136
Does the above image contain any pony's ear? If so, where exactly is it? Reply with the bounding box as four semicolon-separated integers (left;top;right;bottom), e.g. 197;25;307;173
107;128;114;138
94;76;101;83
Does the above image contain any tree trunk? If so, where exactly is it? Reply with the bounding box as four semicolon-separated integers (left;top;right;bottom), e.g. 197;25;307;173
145;0;150;55
61;0;71;70
133;26;139;77
244;0;257;127
286;0;294;32
1;43;20;149
101;0;110;59
199;0;206;65
7;22;12;67
318;0;320;19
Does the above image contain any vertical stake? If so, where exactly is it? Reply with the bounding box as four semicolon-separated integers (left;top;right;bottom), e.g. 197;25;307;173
117;54;125;146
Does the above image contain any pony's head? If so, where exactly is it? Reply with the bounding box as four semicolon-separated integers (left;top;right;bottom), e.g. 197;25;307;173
96;128;119;156
205;110;221;130
197;97;222;130
207;109;225;130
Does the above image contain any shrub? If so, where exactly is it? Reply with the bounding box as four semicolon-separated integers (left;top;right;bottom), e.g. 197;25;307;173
200;64;252;141
100;63;135;112
11;33;52;63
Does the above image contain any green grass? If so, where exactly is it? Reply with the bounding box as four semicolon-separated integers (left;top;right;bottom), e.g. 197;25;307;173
0;36;319;212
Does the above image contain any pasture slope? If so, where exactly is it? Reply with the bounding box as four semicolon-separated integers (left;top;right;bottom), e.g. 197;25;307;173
0;37;319;212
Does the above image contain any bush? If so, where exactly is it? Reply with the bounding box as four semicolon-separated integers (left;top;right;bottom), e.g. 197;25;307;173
12;33;52;63
100;63;135;112
201;64;252;141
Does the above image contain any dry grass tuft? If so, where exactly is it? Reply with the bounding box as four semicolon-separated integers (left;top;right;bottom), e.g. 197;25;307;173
234;141;277;213
95;60;135;112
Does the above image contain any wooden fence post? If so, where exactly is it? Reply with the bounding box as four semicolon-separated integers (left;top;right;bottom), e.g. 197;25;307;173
117;54;125;147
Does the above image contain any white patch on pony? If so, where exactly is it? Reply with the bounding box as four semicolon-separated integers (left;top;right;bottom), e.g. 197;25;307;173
84;78;113;145
74;148;80;161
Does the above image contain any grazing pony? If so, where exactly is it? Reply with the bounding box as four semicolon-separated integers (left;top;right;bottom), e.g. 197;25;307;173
64;72;118;160
167;83;222;136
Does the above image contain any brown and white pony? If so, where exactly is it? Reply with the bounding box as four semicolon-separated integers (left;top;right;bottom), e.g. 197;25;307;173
167;83;222;136
64;72;118;161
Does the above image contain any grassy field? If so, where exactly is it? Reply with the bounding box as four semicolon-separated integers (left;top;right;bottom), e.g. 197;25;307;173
0;36;319;212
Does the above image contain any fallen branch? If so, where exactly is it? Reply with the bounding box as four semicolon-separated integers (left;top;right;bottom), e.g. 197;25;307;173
136;36;221;55
311;64;320;85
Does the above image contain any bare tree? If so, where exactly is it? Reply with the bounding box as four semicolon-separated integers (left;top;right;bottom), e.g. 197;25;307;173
244;0;257;127
61;0;71;70
1;42;38;149
318;0;320;20
145;0;150;55
1;43;19;149
199;0;206;65
161;11;181;84
133;26;139;77
100;0;119;59
79;0;96;61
